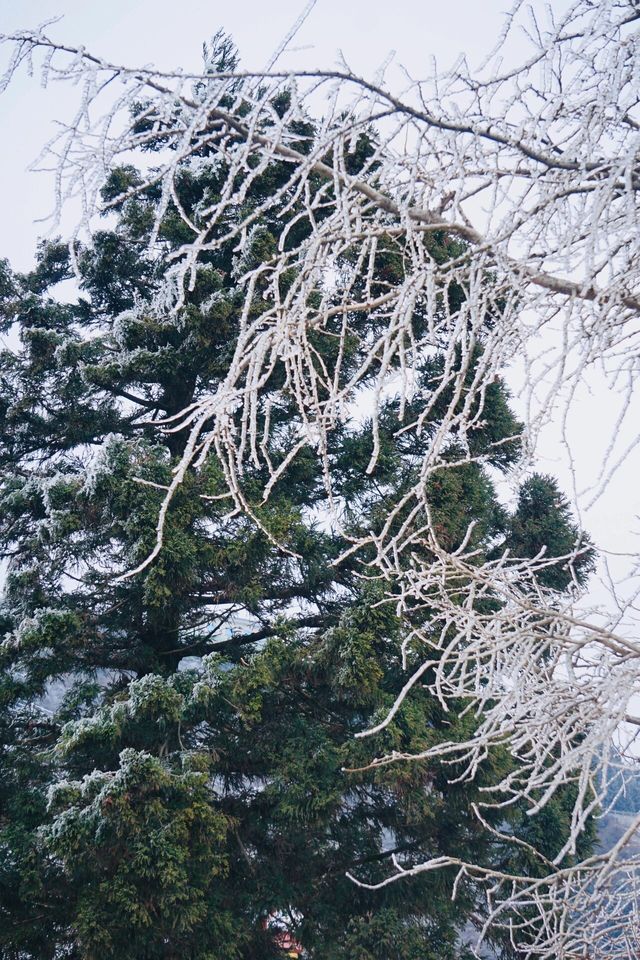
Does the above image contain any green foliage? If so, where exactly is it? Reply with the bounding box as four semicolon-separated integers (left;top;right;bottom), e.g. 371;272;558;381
503;475;595;590
44;750;234;960
0;36;594;960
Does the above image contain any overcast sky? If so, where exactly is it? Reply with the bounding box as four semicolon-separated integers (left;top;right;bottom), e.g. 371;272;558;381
1;0;638;614
0;0;515;271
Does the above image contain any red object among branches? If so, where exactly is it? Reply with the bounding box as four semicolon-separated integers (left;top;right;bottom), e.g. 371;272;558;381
262;917;304;957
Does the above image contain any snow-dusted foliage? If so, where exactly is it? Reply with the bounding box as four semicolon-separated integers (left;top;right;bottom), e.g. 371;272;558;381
2;2;640;955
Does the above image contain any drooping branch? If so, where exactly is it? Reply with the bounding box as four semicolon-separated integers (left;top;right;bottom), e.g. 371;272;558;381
2;3;640;956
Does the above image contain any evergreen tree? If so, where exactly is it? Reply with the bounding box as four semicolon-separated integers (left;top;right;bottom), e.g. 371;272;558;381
0;37;594;960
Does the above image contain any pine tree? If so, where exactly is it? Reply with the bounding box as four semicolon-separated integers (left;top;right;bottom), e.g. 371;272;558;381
0;37;594;960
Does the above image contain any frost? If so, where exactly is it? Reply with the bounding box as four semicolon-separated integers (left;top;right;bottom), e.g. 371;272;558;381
79;433;125;498
3;4;640;955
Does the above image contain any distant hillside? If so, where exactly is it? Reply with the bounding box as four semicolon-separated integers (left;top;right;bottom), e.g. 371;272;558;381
598;764;640;853
606;766;640;815
597;810;640;855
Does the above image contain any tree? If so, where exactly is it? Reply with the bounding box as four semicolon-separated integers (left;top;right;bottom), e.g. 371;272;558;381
0;5;635;956
0;66;594;951
0;186;592;956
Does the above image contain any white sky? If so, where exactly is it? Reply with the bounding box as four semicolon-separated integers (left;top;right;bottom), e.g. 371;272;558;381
0;0;513;272
1;0;638;613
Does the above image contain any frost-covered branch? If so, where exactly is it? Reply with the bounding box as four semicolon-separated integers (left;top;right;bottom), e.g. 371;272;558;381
2;2;640;955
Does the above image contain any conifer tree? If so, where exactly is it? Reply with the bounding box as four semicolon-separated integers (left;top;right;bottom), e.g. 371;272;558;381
0;37;594;960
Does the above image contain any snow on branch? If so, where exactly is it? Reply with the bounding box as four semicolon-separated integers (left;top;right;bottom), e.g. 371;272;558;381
2;2;640;955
